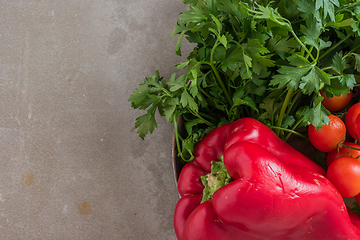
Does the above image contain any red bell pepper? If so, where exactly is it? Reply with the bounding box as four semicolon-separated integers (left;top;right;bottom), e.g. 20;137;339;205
174;117;360;240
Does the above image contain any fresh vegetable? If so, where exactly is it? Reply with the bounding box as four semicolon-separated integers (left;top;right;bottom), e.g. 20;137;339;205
129;0;360;162
173;194;202;239
177;161;206;197
128;0;360;237
345;102;360;140
326;142;360;166
177;118;324;198
326;156;360;197
308;114;346;152
175;118;360;240
355;113;360;141
320;90;353;112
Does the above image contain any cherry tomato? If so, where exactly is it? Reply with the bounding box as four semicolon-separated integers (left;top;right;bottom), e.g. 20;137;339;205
345;102;360;140
320;90;352;112
326;156;360;198
308;114;346;152
326;142;360;167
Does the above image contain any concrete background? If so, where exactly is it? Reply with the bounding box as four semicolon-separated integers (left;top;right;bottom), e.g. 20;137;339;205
0;1;192;239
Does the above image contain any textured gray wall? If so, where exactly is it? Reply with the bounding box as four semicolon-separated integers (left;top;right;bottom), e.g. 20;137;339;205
0;1;191;239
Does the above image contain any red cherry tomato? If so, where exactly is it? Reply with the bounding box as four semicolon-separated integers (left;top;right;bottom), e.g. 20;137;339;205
326;142;360;167
326;156;360;198
320;90;352;112
345;102;360;140
308;114;346;152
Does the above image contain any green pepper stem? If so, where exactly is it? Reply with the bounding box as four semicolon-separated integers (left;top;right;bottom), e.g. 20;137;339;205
201;159;232;203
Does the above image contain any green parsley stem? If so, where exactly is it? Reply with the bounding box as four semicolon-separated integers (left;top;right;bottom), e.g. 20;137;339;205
305;46;314;60
173;115;185;161
343;44;360;59
211;66;233;105
336;2;360;15
198;111;219;123
209;41;233;106
319;34;351;60
328;75;342;80
321;66;332;71
212;0;215;15
284;117;305;142
276;88;294;136
272;126;308;141
199;88;216;106
186;107;215;127
161;87;174;98
290;30;315;62
286;89;302;116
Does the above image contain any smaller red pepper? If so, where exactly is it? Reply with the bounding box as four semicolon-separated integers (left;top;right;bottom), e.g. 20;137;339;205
174;118;360;240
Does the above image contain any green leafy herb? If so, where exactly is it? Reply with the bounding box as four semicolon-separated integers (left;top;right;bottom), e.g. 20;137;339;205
129;0;360;162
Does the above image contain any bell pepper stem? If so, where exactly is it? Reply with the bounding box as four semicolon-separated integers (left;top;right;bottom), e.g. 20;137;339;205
201;158;232;203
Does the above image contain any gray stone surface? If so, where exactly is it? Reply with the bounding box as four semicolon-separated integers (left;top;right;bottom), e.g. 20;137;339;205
0;1;192;239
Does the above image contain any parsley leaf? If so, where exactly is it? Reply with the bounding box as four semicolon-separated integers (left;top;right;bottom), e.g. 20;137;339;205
130;0;360;162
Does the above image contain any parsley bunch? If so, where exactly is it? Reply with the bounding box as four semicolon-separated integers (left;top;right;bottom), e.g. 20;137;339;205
129;0;360;162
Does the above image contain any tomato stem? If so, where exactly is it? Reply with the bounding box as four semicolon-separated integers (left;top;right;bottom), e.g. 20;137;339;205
341;143;360;153
355;134;360;142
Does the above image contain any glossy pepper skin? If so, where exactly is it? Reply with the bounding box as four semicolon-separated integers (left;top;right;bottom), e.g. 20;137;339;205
174;118;360;240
